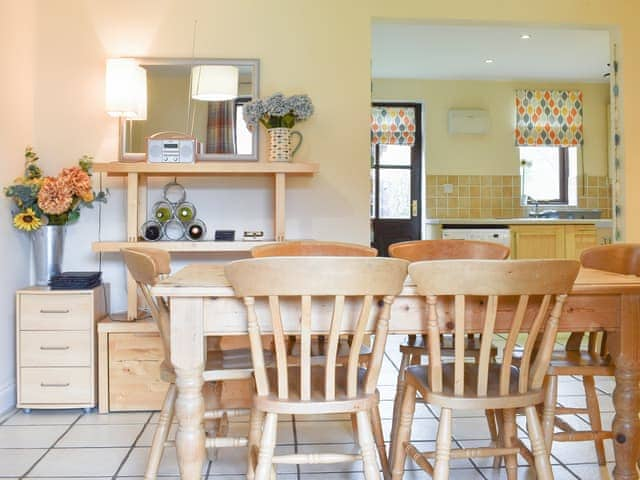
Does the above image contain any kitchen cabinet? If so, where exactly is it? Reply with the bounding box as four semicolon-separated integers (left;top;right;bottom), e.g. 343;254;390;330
511;224;597;260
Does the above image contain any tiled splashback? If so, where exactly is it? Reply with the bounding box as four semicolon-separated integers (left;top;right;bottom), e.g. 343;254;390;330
426;174;611;219
578;175;611;215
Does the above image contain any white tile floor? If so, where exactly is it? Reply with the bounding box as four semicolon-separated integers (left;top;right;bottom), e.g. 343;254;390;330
0;334;618;479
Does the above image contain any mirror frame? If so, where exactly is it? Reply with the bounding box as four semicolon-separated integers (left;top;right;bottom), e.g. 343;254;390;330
121;57;260;162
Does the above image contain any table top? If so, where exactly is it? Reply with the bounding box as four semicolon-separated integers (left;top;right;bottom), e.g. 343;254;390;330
152;263;640;298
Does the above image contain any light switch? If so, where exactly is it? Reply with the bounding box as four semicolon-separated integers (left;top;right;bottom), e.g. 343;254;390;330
443;183;454;194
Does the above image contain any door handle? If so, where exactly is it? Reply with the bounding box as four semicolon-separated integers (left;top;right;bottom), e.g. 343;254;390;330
411;200;418;217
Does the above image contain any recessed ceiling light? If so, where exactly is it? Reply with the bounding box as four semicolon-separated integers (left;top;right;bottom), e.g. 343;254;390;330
520;34;532;40
484;59;494;64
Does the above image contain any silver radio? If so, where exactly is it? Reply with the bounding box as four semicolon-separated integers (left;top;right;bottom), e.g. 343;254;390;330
147;133;196;163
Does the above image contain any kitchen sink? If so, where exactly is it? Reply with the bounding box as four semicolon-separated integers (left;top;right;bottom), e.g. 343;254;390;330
528;209;601;219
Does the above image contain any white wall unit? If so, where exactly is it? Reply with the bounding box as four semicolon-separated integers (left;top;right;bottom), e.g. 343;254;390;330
448;109;490;134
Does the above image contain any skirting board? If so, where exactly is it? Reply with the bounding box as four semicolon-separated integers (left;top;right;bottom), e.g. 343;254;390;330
0;380;16;417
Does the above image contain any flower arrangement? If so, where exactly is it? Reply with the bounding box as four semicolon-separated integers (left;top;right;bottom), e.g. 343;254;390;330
243;93;314;130
5;147;107;231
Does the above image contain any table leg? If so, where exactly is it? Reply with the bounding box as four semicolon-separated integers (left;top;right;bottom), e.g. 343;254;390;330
171;297;206;480
612;294;640;480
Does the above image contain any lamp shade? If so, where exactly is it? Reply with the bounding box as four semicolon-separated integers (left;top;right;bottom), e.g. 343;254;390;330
191;65;239;101
105;58;147;119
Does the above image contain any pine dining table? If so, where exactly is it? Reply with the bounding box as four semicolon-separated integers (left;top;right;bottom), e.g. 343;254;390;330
152;264;640;480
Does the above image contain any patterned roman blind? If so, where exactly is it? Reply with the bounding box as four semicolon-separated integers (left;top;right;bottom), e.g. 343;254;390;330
371;106;416;146
514;90;583;146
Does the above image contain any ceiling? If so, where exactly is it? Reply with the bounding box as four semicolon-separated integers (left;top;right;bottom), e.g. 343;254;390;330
371;23;611;82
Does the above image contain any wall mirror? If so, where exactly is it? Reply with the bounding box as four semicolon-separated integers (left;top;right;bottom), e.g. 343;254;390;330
122;58;259;161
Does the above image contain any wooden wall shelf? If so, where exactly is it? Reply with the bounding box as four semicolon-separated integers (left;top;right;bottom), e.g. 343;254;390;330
93;161;318;176
94;160;319;319
92;240;277;253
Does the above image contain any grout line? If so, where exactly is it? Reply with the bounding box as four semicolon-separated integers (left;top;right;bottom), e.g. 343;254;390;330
112;411;153;479
20;410;84;479
0;408;19;425
291;414;301;480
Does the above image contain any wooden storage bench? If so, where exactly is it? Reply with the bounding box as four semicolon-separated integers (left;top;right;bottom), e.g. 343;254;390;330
98;317;168;413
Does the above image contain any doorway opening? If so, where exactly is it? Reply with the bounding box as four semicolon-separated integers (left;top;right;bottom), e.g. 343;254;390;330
370;102;422;256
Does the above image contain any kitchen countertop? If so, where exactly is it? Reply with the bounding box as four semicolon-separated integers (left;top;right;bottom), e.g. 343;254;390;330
426;218;613;229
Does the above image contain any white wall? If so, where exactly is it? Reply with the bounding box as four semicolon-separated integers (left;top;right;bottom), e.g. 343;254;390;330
0;0;35;414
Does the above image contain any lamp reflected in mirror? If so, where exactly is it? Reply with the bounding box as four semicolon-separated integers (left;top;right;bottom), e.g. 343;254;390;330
119;58;259;161
105;58;148;162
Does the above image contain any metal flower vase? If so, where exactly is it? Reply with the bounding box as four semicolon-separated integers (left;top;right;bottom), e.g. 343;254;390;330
267;128;303;162
32;225;65;286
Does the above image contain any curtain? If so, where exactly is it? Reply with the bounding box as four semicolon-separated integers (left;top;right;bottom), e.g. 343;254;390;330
206;100;236;154
514;90;583;146
371;106;416;145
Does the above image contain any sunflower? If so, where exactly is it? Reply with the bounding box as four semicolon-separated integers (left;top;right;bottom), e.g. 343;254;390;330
13;208;42;231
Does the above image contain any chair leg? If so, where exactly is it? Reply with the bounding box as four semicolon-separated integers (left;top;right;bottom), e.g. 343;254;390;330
370;404;390;479
542;375;558;454
485;408;500;466
204;381;224;461
247;408;264;480
356;410;380;480
389;351;411;467
433;407;452;480
583;375;607;465
254;413;278;480
525;405;554;480
391;383;417;480
144;384;177;480
492;409;504;469
501;408;518;480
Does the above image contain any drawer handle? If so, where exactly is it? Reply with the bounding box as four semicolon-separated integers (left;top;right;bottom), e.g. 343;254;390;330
40;382;70;388
40;309;70;314
40;346;70;351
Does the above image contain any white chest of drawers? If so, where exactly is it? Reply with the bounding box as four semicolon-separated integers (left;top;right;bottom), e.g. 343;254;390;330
16;286;107;411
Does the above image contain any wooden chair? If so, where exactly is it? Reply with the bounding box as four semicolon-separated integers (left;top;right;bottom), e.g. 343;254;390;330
251;240;391;475
388;239;510;461
225;257;408;480
390;259;579;480
535;244;640;465
121;248;256;480
251;240;378;258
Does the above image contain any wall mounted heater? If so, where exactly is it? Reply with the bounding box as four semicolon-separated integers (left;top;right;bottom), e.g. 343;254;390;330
448;109;490;135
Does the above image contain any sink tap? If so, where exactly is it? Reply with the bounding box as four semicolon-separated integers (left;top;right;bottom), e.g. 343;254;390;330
526;196;540;216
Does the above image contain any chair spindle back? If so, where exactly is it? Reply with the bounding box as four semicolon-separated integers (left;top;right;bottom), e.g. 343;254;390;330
408;259;579;397
225;257;408;401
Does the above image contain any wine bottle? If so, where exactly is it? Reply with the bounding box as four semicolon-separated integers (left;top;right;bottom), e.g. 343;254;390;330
175;201;196;223
141;220;162;241
185;219;206;241
152;201;173;223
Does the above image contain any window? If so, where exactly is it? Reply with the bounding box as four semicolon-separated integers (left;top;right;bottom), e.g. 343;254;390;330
370;144;413;219
519;146;578;205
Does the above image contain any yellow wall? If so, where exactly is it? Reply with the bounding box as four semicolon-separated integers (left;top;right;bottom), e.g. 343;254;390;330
0;0;35;412
373;79;610;176
1;0;639;315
